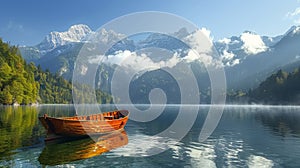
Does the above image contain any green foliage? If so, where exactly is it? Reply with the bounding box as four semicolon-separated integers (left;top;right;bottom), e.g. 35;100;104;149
34;67;72;104
0;39;112;105
249;68;300;104
0;39;36;105
0;106;43;158
226;89;248;104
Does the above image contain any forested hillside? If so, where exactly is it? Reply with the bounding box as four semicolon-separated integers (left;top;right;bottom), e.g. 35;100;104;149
249;68;300;104
0;39;112;105
0;39;38;104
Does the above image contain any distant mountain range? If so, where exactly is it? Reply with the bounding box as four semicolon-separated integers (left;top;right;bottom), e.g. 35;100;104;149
20;24;300;95
223;25;300;89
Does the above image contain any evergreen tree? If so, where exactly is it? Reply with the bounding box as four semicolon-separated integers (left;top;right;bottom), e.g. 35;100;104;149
249;68;300;104
0;38;113;105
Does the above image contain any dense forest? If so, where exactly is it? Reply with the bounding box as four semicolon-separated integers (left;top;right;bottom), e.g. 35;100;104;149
227;68;300;105
248;68;300;104
0;39;112;105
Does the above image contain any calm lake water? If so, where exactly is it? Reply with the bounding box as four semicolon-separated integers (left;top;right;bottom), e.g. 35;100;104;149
0;105;300;167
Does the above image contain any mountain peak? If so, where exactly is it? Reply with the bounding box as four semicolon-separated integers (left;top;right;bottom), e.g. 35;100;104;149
68;24;91;34
291;25;300;34
285;25;300;36
37;24;93;52
242;30;257;35
69;24;90;30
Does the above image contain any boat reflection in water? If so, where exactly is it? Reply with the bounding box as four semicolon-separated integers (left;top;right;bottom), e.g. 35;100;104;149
38;130;128;166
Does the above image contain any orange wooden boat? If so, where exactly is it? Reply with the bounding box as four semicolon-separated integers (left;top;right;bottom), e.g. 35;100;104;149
39;110;129;137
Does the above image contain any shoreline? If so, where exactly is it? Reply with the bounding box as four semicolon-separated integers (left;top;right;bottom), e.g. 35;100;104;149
2;103;300;108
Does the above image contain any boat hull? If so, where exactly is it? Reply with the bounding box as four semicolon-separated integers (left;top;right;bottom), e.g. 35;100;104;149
39;110;129;137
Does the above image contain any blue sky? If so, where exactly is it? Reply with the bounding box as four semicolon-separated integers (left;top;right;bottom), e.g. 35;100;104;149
0;0;300;45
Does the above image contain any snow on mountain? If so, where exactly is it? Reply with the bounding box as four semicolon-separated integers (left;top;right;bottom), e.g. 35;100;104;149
215;37;242;66
181;29;218;66
88;28;126;44
22;24;300;75
28;24;287;69
87;28;219;71
292;26;300;34
218;38;231;44
24;24;128;61
261;35;282;47
220;50;239;66
214;30;284;66
37;24;92;52
282;25;300;38
20;24;300;91
240;31;268;55
38;24;126;51
97;27;288;69
216;31;270;56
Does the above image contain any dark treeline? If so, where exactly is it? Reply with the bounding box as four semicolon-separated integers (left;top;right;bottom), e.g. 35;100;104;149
248;68;300;104
0;39;112;105
228;68;300;105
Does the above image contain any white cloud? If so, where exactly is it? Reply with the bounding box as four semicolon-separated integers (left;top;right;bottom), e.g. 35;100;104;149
88;27;221;70
88;48;220;71
240;32;268;55
286;7;300;24
106;50;131;65
221;50;235;60
199;27;213;41
232;59;240;66
231;40;240;44
183;29;214;55
183;50;213;65
89;50;182;71
220;49;240;67
287;7;300;17
218;38;231;44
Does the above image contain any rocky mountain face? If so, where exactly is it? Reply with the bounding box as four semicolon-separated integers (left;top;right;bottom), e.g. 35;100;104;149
37;24;92;52
20;24;300;93
223;26;300;89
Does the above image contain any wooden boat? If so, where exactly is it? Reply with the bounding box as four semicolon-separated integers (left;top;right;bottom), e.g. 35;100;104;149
38;130;128;166
39;110;129;137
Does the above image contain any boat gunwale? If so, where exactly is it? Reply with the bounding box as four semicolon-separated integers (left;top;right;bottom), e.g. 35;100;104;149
39;110;129;122
44;115;129;122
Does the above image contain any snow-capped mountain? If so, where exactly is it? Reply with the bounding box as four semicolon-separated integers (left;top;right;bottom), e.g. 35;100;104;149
225;25;300;89
20;24;300;90
215;31;283;67
284;25;300;37
20;24;92;61
20;24;126;61
37;24;92;52
89;28;126;45
21;24;292;68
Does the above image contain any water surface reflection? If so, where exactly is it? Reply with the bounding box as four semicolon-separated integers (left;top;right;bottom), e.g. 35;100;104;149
38;130;128;166
0;105;300;167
